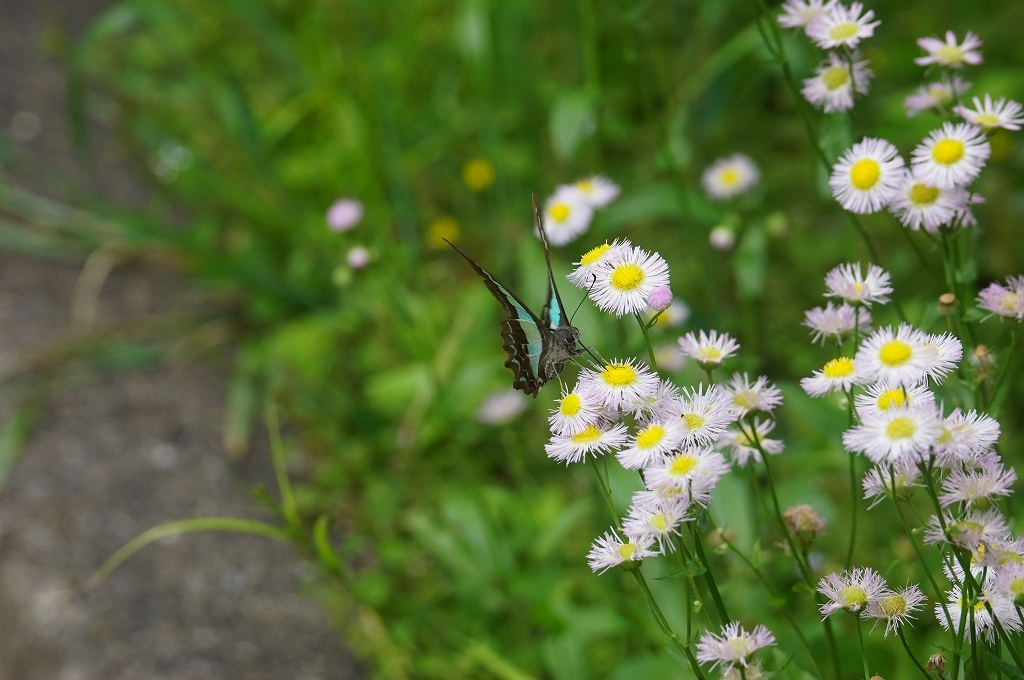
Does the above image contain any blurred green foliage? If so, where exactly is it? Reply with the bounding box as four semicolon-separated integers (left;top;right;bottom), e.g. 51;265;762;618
7;0;1024;678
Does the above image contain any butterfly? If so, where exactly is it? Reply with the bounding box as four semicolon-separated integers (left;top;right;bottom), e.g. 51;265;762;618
446;196;585;397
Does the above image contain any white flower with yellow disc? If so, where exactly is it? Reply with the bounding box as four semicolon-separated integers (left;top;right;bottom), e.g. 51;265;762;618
830;138;905;214
588;244;671;317
541;185;594;246
701;154;760;200
911;122;990;190
577;358;660;411
802;51;872;113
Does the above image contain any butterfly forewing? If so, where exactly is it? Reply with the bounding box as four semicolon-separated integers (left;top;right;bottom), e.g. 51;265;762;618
533;196;571;331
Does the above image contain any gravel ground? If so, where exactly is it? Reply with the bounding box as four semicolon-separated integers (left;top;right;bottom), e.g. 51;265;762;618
0;2;361;678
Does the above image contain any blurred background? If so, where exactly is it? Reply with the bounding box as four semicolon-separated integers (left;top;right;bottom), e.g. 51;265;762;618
0;0;1022;679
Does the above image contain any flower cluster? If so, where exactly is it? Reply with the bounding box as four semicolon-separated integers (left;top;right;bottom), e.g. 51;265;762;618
818;567;925;637
567;239;671;317
540;176;620;246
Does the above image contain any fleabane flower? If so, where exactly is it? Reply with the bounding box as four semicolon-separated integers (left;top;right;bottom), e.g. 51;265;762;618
862;463;921;509
854;381;934;419
624;378;682;423
777;0;837;29
802;52;872;113
935;583;1019;644
806;2;880;50
696;622;776;669
803;302;872;345
567;239;631;288
545;422;629;465
916;31;983;69
573;176;620;209
724;373;782;416
933;408;1001;463
541;186;594;246
716;418;784;467
856;324;962;385
801;356;864;396
830;138;905;213
675;385;739;446
578;358;660;411
842;403;942;465
888;168;972;233
643;447;731;501
911;122;990;190
617;418;686;470
925;508;1008;552
622;496;688;551
587;529;657;573
824;262;893;306
905;77;972;117
865;585;925;636
940;460;1016;510
588;245;671;317
549;384;604;436
956;95;1024;132
678;330;740;369
702;154;760;200
978;276;1024;321
992;564;1024;604
818;567;887;616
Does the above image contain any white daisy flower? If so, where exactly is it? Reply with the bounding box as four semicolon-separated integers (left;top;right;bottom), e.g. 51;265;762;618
643;447;731;501
541;186;594;246
724;373;783;416
940;460;1016;510
856;324;962;385
622;496;688;551
548;384;604;436
910;122;990;190
702;154;760;200
716;418;784;467
978;276;1024;321
578;358;660;411
916;31;983;69
675;384;739;446
588;245;671;317
678;330;740;369
935;584;1019;644
818;567;887;616
905;77;972;117
801;356;864;396
824;262;893;307
842;403;942;465
862;463;921;509
806;2;880;50
625;378;682;424
587;529;658;573
617;417;687;470
476;389;528;425
865;585;926;636
545;422;629;465
925;508;1008;553
573;176;620;209
567;239;631;289
830;138;905;214
802;52;872;113
696;622;776;670
888;167;972;233
777;0;837;29
956;95;1024;132
803;302;872;345
854;381;934;418
933;408;1001;463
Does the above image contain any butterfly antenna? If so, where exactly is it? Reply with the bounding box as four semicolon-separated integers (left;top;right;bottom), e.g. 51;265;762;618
568;273;597;325
582;344;606;366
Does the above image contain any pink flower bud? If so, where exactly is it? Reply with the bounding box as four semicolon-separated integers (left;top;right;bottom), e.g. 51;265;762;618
709;225;735;251
326;199;363;232
346;246;371;269
647;286;673;312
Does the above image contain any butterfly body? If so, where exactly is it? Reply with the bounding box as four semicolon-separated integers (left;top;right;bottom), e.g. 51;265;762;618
446;198;584;397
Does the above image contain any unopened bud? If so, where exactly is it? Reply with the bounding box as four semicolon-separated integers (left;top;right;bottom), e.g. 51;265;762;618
926;653;946;675
709;225;735;251
870;676;885;680
647;286;674;312
784;504;828;543
938;293;956;313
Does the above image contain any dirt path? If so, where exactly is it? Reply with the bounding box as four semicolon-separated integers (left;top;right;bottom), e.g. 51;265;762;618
0;3;361;678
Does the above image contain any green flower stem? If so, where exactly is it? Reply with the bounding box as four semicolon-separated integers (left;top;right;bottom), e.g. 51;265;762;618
854;614;871;680
897;627;933;680
265;397;299;527
890;491;957;635
845;449;858;570
590;457;621;531
632;569;709;680
690;523;730;624
635;311;659;371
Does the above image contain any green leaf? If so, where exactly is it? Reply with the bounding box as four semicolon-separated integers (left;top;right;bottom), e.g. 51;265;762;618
989;652;1024;680
313;515;346;579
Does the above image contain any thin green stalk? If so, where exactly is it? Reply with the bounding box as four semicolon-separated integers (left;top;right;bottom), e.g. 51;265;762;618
635;311;659;371
265;398;299;526
898;627;933;680
891;493;957;635
854;614;871;680
690;524;730;623
590;457;621;530
632;570;709;680
845;449;858;570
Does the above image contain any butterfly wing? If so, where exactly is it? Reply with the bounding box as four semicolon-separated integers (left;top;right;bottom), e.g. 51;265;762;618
446;240;547;396
533;195;571;331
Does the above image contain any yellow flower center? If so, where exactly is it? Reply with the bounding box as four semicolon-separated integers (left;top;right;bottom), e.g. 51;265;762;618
1011;578;1024;596
462;158;495;191
841;585;868;608
617;542;637;560
936;44;965;65
975;113;1001;128
876;387;907;410
823;357;855;378
830;22;859;41
733;392;754;410
936;427;951;444
549;202;571;222
909;183;940;206
683;413;707;431
849;158;881;190
879;339;912;366
580;243;611;266
822;66;850;91
697;347;723;362
720;168;740;186
669;453;699;476
651;513;669;531
560;393;582;417
1000;292;1023;312
577;179;594;194
571;424;602;444
602;362;638;387
427;216;460;249
928;84;954;105
886;417;917;440
879;594;907;618
932;138;965;165
636;425;666;449
610;263;646;291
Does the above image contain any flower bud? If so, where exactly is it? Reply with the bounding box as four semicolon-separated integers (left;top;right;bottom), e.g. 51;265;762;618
784;504;828;545
326;198;363;232
926;654;946;675
346;246;371;269
709;225;735;251
647;286;674;312
938;293;956;314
